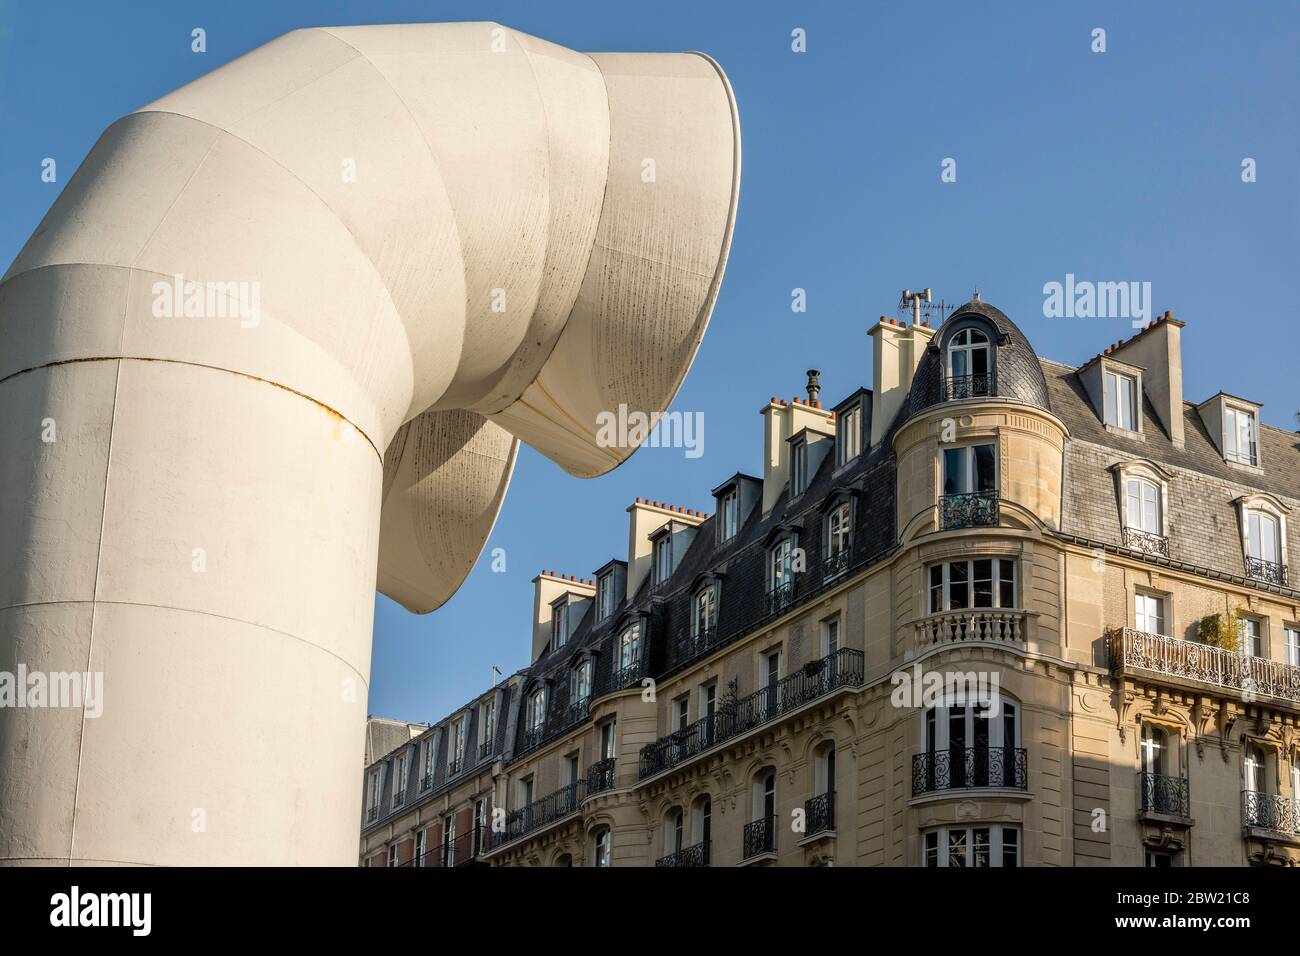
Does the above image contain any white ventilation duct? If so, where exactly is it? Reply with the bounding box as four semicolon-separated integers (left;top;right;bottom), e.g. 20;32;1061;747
0;23;739;865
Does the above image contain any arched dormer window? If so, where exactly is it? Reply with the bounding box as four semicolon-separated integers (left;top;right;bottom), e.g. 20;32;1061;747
1234;493;1290;586
693;585;717;641
945;327;992;400
1111;459;1173;558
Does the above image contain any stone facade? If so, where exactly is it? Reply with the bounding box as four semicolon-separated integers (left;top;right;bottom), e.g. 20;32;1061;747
360;299;1300;867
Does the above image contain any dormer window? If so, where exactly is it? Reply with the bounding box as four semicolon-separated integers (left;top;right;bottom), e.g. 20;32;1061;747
836;403;861;467
551;598;569;650
570;660;592;707
693;585;717;640
618;623;642;670
1224;405;1258;466
1124;477;1161;535
596;572;616;621
791;439;809;497
945;328;991;399
1235;495;1289;586
720;488;740;541
526;688;546;733
1104;369;1137;431
654;535;672;585
1245;509;1283;583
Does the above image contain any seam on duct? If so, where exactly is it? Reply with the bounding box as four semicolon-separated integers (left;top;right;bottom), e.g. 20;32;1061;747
490;41;618;447
67;356;121;863
313;26;475;418
122;110;415;432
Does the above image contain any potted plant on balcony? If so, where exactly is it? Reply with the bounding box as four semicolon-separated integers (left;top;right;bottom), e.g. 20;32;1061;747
1197;607;1246;650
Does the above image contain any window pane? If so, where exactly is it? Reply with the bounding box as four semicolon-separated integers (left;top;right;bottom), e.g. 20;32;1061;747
947;829;967;868
998;561;1015;608
974;444;996;491
929;565;944;613
1002;828;1019;867
973;559;993;607
949;561;968;609
973;828;991;868
943;448;963;495
925;831;939;867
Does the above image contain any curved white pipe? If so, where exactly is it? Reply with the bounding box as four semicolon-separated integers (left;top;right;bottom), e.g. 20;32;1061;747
0;22;738;865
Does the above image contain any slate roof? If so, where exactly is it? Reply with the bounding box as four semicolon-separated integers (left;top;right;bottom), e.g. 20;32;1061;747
363;299;1300;831
904;299;1052;423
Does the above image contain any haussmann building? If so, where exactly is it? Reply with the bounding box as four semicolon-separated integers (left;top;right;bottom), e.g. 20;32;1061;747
359;296;1300;868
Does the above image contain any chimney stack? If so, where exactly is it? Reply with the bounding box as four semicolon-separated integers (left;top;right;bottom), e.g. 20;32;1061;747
805;369;821;406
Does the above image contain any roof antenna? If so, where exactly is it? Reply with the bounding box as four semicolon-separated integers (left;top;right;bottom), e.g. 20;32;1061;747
898;288;953;326
972;287;981;302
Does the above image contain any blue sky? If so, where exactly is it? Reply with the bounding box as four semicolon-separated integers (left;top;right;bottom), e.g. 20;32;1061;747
2;0;1296;726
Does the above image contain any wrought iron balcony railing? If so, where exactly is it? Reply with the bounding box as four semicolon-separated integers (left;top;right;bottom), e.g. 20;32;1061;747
479;739;494;761
447;757;462;777
1109;627;1300;706
1139;771;1190;817
586;756;616;796
804;790;834;836
1245;556;1288;586
366;806;379;823
940;490;1000;530
639;648;865;779
521;725;544;753
912;747;1028;796
915;608;1026;646
1242;791;1299;834
491;781;583;850
565;697;591;728
823;544;852;581
420;772;433;792
392;788;406;808
655;841;710;867
606;656;646;694
941;373;994;402
743;816;776;859
767;580;794;615
1122;526;1169;558
674;626;721;667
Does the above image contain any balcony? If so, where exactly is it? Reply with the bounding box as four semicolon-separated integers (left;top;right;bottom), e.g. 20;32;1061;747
674;626;722;668
392;788;406;808
742;816;776;860
912;746;1028;796
564;697;590;728
939;491;999;531
447;757;462;777
804;791;834;837
490;781;583;850
605;656;646;694
1246;556;1288;587
655;841;710;867
1139;772;1190;818
520;726;544;753
639;648;865;779
420;772;433;792
479;739;494;761
1108;627;1300;706
823;544;852;582
366;806;379;823
766;580;794;615
1122;527;1169;558
941;372;994;402
915;608;1027;647
1242;792;1299;836
585;756;616;796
